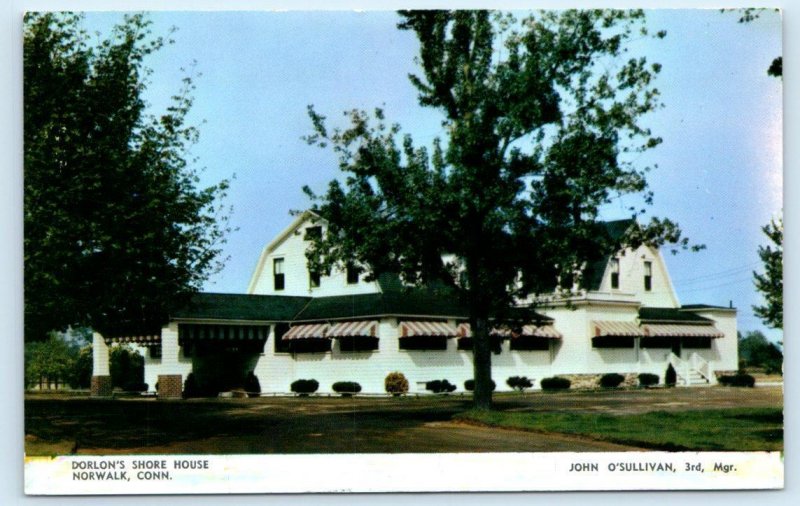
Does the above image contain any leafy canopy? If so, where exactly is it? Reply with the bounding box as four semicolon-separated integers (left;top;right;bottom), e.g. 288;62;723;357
303;10;693;408
24;13;232;341
753;218;782;329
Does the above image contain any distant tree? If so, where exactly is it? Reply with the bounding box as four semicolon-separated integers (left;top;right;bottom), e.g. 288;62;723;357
25;333;77;389
109;345;145;391
70;345;93;389
739;330;782;374
304;10;695;409
753;218;782;329
727;8;781;78
24;13;232;342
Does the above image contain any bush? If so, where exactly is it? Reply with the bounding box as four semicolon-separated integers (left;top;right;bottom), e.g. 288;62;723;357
506;376;533;392
718;374;756;388
425;379;457;394
384;372;409;396
291;379;319;395
122;381;148;392
599;373;625;388
332;381;362;396
245;372;261;398
540;377;571;391
464;379;496;392
183;373;200;399
665;364;677;387
638;373;659;387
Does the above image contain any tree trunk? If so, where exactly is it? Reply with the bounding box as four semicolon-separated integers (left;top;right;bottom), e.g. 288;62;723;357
471;315;493;410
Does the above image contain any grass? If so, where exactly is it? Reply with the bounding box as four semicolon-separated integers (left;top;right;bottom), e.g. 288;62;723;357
456;407;783;452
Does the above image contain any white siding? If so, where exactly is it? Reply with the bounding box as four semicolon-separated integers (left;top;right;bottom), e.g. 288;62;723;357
593;245;680;308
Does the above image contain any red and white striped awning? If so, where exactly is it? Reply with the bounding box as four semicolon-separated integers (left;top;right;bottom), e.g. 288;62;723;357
327;320;378;338
282;323;330;340
458;323;561;339
643;324;724;338
399;321;459;338
105;334;161;344
592;321;644;337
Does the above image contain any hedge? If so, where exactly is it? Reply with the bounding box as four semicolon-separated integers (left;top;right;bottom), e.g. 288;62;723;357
425;379;457;394
599;373;625;388
506;376;533;392
385;372;409;395
464;379;496;392
638;373;659;387
291;379;319;395
540;377;571;390
718;374;756;387
332;381;362;396
245;372;261;398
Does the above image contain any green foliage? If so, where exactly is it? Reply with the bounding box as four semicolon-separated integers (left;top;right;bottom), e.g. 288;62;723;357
109;345;145;391
753;218;782;329
384;371;409;395
291;379;319;395
425;379;457;394
23;13;232;341
665;364;677;387
637;373;659;387
464;379;496;391
718;374;756;388
332;381;362;395
245;372;261;397
739;330;782;374
599;373;625;388
183;373;200;398
506;376;533;391
25;333;77;389
540;377;571;390
303;10;692;409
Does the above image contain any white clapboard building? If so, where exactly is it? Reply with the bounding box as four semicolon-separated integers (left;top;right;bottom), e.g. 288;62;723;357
90;211;738;398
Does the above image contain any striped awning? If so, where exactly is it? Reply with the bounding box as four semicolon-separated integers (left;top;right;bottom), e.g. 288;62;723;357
592;321;645;337
643;324;724;338
105;334;161;345
282;323;330;340
399;321;459;338
179;324;270;341
327;320;378;338
458;323;561;339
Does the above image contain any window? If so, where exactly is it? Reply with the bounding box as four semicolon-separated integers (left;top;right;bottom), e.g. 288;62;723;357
682;336;712;349
338;336;378;352
644;261;652;291
149;345;162;359
509;338;550;351
592;336;635;348
610;258;620;289
274;323;291;353
399;336;448;350
346;264;360;284
273;258;285;291
304;226;322;241
309;270;321;288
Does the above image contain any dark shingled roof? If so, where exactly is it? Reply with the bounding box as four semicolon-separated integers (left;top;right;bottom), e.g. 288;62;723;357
681;304;736;311
638;307;715;323
294;288;467;321
172;292;312;321
583;219;636;291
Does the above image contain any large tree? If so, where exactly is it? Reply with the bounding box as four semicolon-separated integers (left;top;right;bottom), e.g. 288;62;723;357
753;218;782;329
24;13;231;341
303;10;692;409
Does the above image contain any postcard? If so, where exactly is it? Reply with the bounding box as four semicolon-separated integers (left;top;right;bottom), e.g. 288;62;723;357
21;6;783;494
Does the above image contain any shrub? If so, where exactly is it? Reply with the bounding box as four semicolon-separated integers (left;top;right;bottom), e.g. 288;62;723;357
540;377;571;391
638;373;659;387
385;372;409;396
464;379;496;392
332;381;362;396
599;373;625;388
291;379;319;395
245;372;261;398
665;364;677;387
425;379;457;394
718;374;756;388
123;381;148;393
506;376;533;392
182;373;200;399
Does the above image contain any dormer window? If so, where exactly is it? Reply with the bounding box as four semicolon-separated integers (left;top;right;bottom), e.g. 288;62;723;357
304;226;322;241
273;258;285;291
644;261;652;291
610;258;620;289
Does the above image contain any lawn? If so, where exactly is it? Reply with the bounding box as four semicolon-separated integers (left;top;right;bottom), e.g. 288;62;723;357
456;407;783;451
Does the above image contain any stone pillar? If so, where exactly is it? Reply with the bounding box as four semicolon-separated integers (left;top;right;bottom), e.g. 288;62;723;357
91;332;112;397
157;325;183;399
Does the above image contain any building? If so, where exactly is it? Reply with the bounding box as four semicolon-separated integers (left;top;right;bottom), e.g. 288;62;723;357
90;211;738;398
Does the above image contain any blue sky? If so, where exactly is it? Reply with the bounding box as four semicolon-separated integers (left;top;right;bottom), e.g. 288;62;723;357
78;10;783;342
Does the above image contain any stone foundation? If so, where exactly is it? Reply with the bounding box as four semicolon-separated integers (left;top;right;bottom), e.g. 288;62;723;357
90;375;113;397
556;373;640;389
157;374;183;399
